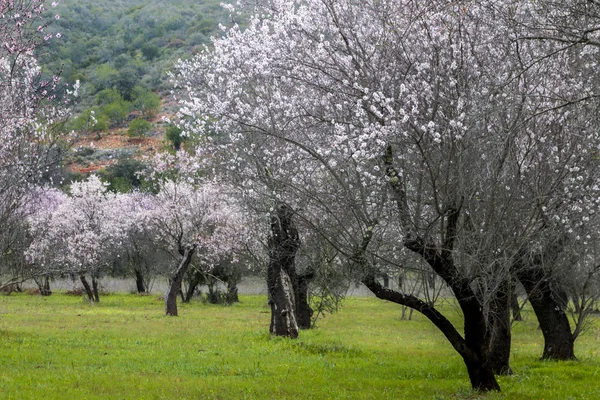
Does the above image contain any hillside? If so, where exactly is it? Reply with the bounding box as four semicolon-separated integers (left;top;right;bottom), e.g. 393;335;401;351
38;0;235;189
42;0;233;98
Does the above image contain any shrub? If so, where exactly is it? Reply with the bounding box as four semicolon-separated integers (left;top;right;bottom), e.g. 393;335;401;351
131;85;160;119
70;107;109;135
95;88;123;106
127;117;152;138
102;99;131;126
165;125;184;150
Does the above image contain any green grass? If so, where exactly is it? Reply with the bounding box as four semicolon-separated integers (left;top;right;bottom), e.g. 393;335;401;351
0;294;599;399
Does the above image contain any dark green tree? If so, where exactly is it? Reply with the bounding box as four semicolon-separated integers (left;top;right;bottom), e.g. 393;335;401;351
141;43;161;61
116;66;140;101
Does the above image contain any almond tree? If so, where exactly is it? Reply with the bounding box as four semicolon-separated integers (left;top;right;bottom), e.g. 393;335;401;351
26;176;127;302
173;0;600;391
0;0;72;287
496;0;600;361
113;191;167;294
1;0;69;209
144;180;250;316
2;186;66;292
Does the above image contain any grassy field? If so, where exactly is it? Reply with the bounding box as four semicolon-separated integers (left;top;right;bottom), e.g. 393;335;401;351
0;293;599;399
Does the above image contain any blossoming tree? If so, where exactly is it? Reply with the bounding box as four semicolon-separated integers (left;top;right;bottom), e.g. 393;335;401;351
144;180;250;316
0;0;73;289
172;0;600;391
27;176;126;302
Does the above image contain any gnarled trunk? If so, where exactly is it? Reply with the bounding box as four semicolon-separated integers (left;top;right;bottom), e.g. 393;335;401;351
362;274;500;391
513;237;576;360
269;267;299;338
513;250;575;360
267;203;300;338
515;262;575;360
165;246;195;316
487;280;512;375
535;301;575;360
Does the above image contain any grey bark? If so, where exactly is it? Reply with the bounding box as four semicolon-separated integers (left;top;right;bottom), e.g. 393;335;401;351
267;203;300;338
269;268;299;338
165;246;195;316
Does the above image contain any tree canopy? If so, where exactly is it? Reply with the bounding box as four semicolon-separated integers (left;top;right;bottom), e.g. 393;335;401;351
170;0;600;391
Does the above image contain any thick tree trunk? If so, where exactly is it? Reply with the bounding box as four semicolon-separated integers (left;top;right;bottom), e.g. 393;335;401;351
184;269;203;303
382;146;500;390
397;239;500;390
296;272;314;329
134;268;146;293
269;268;299;338
80;275;95;303
519;271;575;360
267;203;300;338
515;263;575;360
165;246;195;316
513;237;576;360
535;302;575;360
452;301;500;391
487;281;512;375
362;274;500;391
464;357;501;392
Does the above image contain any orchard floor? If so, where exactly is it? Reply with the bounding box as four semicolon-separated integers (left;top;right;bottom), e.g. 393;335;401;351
0;293;599;399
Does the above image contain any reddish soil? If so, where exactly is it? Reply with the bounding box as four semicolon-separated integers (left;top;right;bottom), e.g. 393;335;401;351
69;127;165;174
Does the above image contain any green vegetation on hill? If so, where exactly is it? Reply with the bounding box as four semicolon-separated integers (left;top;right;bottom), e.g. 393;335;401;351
37;0;235;189
41;0;233;104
